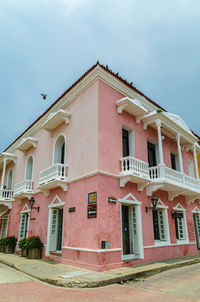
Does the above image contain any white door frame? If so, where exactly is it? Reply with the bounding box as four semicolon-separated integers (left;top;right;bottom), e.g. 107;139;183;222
46;195;65;256
119;193;144;261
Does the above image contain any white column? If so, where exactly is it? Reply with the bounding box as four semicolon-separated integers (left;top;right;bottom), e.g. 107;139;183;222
156;120;164;165
193;144;199;179
1;158;7;189
176;134;184;173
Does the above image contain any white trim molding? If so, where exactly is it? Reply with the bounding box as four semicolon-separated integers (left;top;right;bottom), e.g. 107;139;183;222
62;246;121;253
173;202;189;244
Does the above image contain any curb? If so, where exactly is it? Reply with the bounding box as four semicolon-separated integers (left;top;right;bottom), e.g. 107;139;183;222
0;257;200;288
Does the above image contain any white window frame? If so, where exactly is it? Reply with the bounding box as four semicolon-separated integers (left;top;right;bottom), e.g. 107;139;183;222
192;207;200;248
0;215;9;238
153;200;170;246
17;204;30;250
173;203;189;244
122;126;135;157
7;168;14;190
147;138;159;165
171;152;180;171
119;193;144;261
52;133;66;165
25;155;34;180
188;160;195;178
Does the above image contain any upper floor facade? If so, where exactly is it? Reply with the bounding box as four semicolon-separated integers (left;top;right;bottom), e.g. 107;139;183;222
0;62;200;213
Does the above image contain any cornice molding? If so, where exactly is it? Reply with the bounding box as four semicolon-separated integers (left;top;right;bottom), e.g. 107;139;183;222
5;65;167;154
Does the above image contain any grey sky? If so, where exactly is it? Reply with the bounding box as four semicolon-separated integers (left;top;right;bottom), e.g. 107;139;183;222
0;0;200;152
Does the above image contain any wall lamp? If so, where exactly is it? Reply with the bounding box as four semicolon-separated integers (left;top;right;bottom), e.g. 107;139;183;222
145;194;159;213
29;196;40;212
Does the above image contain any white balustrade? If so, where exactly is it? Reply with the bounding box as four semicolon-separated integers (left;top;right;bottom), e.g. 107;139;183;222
0;189;14;200
164;166;184;184
120;156;149;178
39;163;68;186
185;174;200;189
14;180;34;196
149;165;200;191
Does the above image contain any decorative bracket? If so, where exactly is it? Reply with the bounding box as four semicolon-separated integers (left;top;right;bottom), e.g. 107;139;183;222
137;182;150;192
146;183;164;196
117;104;128;114
186;196;199;204
168;191;185;201
59;183;68;192
136;114;146;124
120;176;132;188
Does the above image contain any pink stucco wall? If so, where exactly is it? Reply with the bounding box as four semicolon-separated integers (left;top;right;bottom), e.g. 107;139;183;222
1;78;200;272
98;80;196;175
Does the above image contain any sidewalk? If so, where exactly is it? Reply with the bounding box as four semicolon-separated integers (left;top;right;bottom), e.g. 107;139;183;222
0;252;200;288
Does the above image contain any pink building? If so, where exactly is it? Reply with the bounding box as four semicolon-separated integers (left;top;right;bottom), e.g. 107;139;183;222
0;62;200;271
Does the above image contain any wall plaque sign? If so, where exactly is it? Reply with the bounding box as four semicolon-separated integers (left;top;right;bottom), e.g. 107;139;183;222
88;204;97;218
172;212;183;219
88;192;97;204
69;207;76;213
108;197;116;204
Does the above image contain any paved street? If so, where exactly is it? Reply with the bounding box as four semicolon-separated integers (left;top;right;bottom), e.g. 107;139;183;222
1;263;200;302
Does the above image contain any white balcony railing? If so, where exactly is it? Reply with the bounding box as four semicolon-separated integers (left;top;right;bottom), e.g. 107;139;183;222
14;180;34;196
149;165;200;191
120;156;149;178
38;163;68;186
0;189;14;200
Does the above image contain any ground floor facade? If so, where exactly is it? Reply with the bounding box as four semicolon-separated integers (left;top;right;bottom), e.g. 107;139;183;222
1;174;200;271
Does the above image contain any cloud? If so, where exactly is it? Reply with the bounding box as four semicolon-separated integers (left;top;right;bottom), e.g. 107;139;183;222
61;0;88;15
0;0;200;152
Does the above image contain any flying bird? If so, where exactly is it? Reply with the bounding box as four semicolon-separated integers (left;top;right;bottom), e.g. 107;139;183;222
41;93;47;100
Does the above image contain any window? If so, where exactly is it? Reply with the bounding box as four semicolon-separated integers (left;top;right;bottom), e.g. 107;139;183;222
171;153;179;171
173;203;188;243
174;214;185;240
153;209;166;241
54;135;66;164
122;127;135;158
25;156;33;180
0;216;9;238
7;169;13;190
18;204;30;248
147;142;157;167
188;160;194;178
18;213;29;242
193;212;200;249
152;200;170;245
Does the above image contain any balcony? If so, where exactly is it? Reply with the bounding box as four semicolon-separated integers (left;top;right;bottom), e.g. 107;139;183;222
120;156;150;188
37;163;68;195
13;180;34;200
120;158;200;202
148;165;200;202
0;189;14;209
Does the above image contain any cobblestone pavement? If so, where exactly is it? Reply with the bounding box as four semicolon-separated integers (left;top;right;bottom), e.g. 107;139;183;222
1;263;200;302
